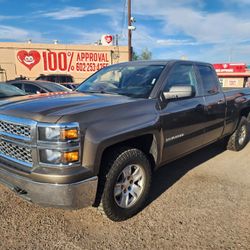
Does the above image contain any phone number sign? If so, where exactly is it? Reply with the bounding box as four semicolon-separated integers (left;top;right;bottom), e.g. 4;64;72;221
17;50;110;73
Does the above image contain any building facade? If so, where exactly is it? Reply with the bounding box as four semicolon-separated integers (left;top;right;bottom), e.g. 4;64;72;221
213;63;250;88
0;42;129;83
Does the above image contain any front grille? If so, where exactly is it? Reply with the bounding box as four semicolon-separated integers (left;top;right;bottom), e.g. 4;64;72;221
0;140;32;165
0;120;31;138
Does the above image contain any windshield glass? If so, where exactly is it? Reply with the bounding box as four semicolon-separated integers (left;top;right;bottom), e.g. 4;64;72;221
0;83;26;98
77;64;165;98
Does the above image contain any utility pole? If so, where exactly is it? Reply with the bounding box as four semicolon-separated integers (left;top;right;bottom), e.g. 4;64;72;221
128;0;132;61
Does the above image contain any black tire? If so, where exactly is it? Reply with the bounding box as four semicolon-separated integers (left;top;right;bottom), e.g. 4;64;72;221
99;148;152;221
227;116;249;151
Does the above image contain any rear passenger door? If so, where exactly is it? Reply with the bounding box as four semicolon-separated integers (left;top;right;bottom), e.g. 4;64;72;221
196;64;226;143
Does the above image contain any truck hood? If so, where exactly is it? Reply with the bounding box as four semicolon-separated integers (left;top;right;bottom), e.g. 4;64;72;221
0;92;138;123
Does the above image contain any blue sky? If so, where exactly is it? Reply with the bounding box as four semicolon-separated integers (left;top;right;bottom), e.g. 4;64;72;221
1;0;250;63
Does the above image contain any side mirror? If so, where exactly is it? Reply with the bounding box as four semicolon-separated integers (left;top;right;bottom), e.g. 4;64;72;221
163;85;194;100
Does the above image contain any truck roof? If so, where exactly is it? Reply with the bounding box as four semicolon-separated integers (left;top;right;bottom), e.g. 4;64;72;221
112;59;212;67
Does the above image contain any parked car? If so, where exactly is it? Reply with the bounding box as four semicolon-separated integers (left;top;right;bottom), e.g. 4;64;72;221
0;82;26;98
36;74;74;84
8;80;71;94
59;83;78;90
1;60;250;222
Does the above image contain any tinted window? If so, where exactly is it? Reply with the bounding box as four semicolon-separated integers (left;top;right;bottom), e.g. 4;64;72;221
164;64;198;94
12;83;23;89
197;65;219;95
24;84;43;94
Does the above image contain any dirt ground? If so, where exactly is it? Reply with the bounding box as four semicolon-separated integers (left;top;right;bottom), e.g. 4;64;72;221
0;143;249;250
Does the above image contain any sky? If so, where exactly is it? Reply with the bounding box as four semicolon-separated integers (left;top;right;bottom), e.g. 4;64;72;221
1;0;250;64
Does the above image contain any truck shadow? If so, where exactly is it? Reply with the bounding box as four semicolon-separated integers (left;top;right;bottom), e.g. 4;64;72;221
146;143;225;207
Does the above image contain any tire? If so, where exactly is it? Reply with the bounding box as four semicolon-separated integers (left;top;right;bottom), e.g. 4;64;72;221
99;148;152;221
227;116;249;151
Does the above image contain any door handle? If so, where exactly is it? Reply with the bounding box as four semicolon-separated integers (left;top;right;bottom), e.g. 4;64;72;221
217;99;224;104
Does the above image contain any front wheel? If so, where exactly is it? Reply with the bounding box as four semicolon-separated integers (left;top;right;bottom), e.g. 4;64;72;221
99;148;152;221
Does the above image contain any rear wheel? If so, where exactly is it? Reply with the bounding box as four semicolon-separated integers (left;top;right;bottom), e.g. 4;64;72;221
99;148;152;221
227;116;249;151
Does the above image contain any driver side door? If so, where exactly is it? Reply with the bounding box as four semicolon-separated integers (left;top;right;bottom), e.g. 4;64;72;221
159;62;207;164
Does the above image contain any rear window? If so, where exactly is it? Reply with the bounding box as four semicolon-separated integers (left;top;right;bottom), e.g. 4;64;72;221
197;65;220;95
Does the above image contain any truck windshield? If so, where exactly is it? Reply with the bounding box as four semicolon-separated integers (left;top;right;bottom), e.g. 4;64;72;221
77;64;165;98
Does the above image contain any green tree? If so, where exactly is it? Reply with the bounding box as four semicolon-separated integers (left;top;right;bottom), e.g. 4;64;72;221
132;51;139;61
140;48;152;60
132;48;152;61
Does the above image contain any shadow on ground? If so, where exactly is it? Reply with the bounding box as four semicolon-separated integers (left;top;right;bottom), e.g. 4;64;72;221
146;143;225;206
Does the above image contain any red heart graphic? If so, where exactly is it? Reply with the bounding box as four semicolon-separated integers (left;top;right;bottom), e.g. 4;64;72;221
17;50;41;70
105;35;113;44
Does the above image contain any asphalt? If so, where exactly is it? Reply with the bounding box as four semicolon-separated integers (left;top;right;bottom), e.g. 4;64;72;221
0;142;249;250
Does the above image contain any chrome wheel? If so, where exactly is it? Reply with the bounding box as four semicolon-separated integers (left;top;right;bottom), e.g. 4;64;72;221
114;164;146;208
238;125;247;145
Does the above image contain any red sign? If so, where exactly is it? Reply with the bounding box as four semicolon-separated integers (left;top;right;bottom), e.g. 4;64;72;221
17;50;41;70
213;63;247;73
104;35;113;44
17;50;110;73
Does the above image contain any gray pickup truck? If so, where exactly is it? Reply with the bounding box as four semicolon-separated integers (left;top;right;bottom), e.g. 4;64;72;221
0;60;250;221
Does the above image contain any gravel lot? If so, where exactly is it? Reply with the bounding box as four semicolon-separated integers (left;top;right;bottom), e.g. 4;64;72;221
0;143;249;250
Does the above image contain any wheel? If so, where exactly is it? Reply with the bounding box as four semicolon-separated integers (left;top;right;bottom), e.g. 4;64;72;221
227;116;249;151
99;148;152;221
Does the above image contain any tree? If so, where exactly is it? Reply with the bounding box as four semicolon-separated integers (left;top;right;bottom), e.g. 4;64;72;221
132;48;152;61
140;48;152;60
132;51;139;61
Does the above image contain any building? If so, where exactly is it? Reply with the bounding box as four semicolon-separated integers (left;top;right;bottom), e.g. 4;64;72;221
0;42;129;83
213;63;250;88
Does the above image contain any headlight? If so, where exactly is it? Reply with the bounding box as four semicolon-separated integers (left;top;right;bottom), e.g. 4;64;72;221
38;123;79;142
39;149;79;164
37;122;81;166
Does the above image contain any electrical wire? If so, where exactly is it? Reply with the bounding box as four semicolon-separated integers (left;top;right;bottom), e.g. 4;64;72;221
120;0;128;40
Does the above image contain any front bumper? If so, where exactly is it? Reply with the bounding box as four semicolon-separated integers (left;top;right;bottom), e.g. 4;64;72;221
0;166;98;209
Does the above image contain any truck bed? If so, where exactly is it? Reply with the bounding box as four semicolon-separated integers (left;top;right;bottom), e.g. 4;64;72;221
223;87;250;97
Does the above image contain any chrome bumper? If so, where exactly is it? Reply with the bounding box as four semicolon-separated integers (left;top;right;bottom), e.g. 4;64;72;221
0;166;98;209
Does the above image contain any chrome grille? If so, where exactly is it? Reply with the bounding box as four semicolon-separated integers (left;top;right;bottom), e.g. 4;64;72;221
0;120;31;138
0;140;32;165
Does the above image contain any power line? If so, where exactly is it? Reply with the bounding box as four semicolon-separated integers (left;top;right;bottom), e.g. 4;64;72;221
120;0;127;38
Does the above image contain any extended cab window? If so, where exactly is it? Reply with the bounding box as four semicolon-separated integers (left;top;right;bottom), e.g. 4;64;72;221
197;65;219;95
164;64;198;94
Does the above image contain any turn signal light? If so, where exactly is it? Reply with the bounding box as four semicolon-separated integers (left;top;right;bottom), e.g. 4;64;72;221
62;151;79;163
61;129;78;140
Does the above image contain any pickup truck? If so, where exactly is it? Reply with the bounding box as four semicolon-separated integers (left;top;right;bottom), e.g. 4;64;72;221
0;60;250;221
